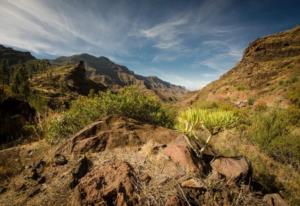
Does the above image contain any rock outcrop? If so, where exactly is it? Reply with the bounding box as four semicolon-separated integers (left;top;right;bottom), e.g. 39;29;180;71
71;160;139;206
65;61;106;95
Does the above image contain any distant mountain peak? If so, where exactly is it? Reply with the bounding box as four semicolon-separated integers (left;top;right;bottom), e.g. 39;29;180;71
53;53;187;101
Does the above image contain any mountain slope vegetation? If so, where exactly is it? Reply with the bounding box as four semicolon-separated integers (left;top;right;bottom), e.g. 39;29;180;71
189;26;300;108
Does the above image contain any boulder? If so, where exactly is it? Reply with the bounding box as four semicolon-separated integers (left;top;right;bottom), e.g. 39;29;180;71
210;156;251;184
70;160;139;206
263;193;288;206
164;135;202;173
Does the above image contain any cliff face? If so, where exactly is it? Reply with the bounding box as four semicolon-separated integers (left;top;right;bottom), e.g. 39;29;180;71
190;26;300;107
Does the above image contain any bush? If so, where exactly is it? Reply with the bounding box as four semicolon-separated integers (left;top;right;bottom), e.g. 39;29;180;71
45;87;174;143
248;109;300;167
269;134;300;167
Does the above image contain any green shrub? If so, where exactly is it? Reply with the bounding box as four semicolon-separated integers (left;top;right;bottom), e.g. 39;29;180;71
248;97;255;106
248;109;300;167
236;84;248;91
269;134;300;167
249;110;289;150
45;87;174;143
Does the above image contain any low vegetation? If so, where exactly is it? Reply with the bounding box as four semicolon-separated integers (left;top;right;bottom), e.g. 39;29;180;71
45;87;174;143
246;108;300;168
175;99;300;204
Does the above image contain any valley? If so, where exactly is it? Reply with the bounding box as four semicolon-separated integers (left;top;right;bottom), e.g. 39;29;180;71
0;25;299;206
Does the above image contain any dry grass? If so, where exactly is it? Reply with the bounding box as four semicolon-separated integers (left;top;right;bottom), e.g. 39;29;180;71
207;129;300;205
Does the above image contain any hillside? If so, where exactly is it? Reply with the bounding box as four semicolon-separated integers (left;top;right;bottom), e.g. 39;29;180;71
1;27;300;206
187;26;300;108
0;45;35;66
54;54;187;101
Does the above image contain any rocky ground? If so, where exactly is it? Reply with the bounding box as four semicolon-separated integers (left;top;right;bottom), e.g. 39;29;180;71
0;116;288;206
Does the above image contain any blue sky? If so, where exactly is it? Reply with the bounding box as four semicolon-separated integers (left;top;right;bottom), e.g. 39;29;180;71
0;0;299;90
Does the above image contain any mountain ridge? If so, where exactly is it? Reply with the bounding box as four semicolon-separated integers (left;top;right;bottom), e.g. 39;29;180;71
53;53;187;101
184;25;300;108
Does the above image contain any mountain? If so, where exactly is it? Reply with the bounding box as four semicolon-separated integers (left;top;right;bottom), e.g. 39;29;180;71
187;26;300;108
0;45;35;66
54;54;187;101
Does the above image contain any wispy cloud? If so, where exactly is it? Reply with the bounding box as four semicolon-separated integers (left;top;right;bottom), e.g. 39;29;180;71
1;0;293;89
139;16;189;50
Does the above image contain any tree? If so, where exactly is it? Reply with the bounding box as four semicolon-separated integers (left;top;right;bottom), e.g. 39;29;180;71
11;65;30;99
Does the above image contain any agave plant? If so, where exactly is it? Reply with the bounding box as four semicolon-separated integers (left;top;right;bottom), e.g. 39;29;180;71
176;107;239;155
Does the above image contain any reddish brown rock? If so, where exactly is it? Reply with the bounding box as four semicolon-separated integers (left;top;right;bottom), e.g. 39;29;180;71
210;156;251;183
70;160;139;206
164;135;202;173
57;116;180;155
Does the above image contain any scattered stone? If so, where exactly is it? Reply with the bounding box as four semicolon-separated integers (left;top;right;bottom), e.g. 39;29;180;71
181;178;205;189
70;160;139;206
263;193;288;206
70;156;92;189
210;156;251;184
53;154;68;166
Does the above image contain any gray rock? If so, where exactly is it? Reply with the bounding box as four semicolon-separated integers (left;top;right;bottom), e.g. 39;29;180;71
53;154;68;166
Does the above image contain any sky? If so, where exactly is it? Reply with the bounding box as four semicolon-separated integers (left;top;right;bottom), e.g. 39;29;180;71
0;0;300;90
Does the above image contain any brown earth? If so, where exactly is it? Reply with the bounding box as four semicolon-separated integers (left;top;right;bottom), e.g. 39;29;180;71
0;115;283;206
